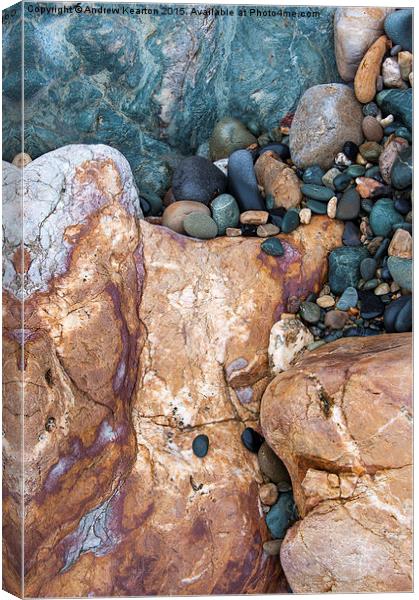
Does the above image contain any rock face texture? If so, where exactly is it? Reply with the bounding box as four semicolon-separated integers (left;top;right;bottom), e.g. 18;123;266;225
2;145;343;597
334;8;394;81
289;84;363;170
2;5;340;194
261;334;413;593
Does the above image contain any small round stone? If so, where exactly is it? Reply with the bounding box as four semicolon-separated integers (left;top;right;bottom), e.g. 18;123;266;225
316;295;335;309
259;483;279;506
301;184;334;202
241;427;264;453
12;152;32;167
261;238;285;256
263;540;283;556
360;257;378;281
258;442;291;484
192;434;209;458
362;116;384;142
257;223;280;238
369;198;403;236
374;282;390;295
359;142;382;162
183;213;218;239
324;310;348;330
299;207;312;224
300;301;321;324
162;201;211;234
306;199;327;215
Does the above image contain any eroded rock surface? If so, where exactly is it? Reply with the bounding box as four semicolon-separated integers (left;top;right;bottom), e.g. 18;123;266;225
3;145;343;596
261;334;412;593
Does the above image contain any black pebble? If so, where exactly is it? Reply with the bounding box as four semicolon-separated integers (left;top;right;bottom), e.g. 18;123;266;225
172;156;227;205
241;427;264;453
192;434;209;458
342;222;361;246
342;141;358;161
228;149;265;211
139;196;151;216
394;196;412;215
241;224;258;236
358;290;385;319
257;142;290;161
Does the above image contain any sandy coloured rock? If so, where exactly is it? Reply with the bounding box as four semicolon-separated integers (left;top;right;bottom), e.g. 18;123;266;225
2;145;344;597
388;228;412;259
254;151;302;210
334;8;394;81
289;84;363;170
261;334;412;593
354;35;392;103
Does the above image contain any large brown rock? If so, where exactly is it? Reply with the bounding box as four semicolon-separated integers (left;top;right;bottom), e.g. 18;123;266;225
289;84;363;170
261;334;412;593
334;8;394;81
3;145;343;597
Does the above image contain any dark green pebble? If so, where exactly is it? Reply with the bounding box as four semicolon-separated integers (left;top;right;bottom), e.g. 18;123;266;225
301;184;334;202
269;214;283;229
365;166;381;180
192;434;209;457
360;257;377;281
261;238;284;256
329;246;369;293
302;165;325;185
241;427;264;453
333;172;353;192
376;88;412;130
281;209;300;233
369;198;403;237
324;331;343;343
391;147;412;190
266;492;298;539
392;222;412;233
394;196;411;215
306;199;327;215
336;188;360;221
363;278;380;291
345;165;365;178
342;141;358;161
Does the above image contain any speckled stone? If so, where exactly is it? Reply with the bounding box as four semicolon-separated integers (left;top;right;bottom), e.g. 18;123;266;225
192;434;209;458
210;194;240;235
387;257;412;291
329;246;369;293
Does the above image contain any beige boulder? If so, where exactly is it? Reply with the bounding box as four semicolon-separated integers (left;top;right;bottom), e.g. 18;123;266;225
2;145;344;597
261;334;412;593
334;8;394;81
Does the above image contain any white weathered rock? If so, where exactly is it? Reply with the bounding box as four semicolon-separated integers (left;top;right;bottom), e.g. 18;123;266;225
268;318;313;374
334;8;394;81
213;157;229;176
382;57;407;89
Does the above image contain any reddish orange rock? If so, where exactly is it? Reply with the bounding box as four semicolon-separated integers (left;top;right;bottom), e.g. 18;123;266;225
261;334;413;593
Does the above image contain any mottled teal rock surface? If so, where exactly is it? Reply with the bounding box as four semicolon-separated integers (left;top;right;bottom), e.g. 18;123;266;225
3;3;339;194
376;89;412;131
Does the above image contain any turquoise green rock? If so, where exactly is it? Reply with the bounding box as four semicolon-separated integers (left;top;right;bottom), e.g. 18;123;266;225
301;184;334;201
384;9;412;52
209;117;257;161
261;238;285;256
391;147;412;190
302;165;325;185
333;172;352;192
394;127;412;143
306;199;327;214
281;209;300;234
345;165;365;178
210;194;240;235
329;246;369;293
266;492;298;539
336;287;358;310
369;198;403;237
376;89;412;130
3;5;340;195
388;257;412;291
183;213;218;239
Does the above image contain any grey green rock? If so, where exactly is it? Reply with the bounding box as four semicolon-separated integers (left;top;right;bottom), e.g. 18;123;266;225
329;246;369;293
210;194;240;235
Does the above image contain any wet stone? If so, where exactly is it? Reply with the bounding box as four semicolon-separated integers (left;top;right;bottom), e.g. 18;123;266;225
210;193;240;235
387;256;412;291
183;213;218;239
345;164;365;178
342;222;361;246
266;492;298;540
261;238;285;256
369;198;403;237
329;246;369;293
241;427;264;453
336;187;360;220
228;149;265;211
306;199;327;215
192;434;209;458
301;184;334;202
257;142;290;161
263;539;283;556
333;172;353;192
342;141;359;162
336;286;358;310
172;155;228;205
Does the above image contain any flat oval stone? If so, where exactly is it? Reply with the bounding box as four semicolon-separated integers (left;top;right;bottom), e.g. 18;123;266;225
241;427;264;453
360;257;378;281
300;301;321;324
384;9;412;52
266;492;298;539
228;149;265;211
336;286;358;310
209;117;257;160
369;198;403;236
394;196;411;215
302;165;325;185
210;193;240;235
306;199;327;215
324;310;348;330
261;238;284;256
333;172;352;192
387;256;412;291
183;213;218;239
281;209;300;233
359;141;382;162
172;156;228;205
192;434;209;458
162;201;211;234
362;116;384;142
301;184;334;202
336;187;360;220
329;246;369;293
